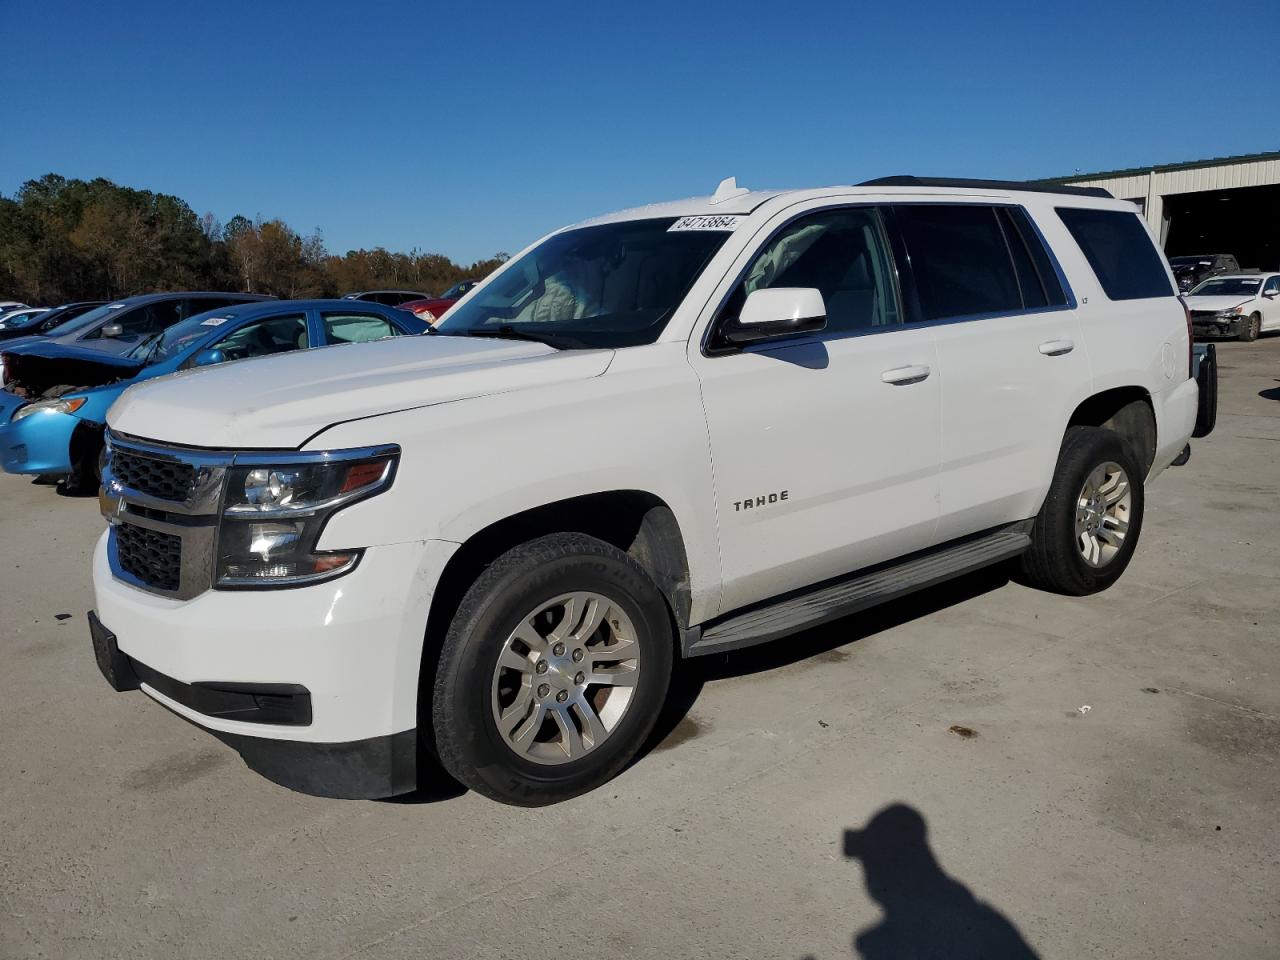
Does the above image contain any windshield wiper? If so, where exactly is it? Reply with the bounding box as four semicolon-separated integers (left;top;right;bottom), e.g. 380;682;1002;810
453;325;582;350
132;332;165;363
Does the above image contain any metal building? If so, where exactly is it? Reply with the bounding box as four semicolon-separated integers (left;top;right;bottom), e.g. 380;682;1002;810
1038;150;1280;270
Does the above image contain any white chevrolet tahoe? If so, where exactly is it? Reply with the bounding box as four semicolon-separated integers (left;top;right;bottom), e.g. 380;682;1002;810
90;176;1217;805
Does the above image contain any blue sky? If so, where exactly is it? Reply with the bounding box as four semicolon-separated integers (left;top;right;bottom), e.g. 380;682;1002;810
3;0;1276;263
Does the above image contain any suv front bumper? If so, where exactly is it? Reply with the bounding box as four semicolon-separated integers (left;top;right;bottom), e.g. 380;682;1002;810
90;532;458;798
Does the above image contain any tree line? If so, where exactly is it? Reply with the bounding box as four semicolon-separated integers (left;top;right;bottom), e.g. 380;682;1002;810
0;174;508;304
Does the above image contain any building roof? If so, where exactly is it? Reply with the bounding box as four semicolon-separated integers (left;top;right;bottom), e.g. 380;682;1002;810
1036;149;1280;185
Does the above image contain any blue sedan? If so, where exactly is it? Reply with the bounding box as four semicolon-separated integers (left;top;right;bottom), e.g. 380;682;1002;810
0;299;428;491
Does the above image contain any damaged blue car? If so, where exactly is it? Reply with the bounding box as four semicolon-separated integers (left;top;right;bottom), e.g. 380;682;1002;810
0;299;428;491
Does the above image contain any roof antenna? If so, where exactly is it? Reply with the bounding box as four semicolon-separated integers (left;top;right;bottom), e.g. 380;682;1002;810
710;176;749;205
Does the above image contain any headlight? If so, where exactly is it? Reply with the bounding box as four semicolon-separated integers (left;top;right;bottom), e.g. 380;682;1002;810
1216;306;1244;318
215;450;398;587
11;396;87;422
415;308;436;321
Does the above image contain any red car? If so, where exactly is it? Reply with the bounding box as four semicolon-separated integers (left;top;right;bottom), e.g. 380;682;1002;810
399;280;480;322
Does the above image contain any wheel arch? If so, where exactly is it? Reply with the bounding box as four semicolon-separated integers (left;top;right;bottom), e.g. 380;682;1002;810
1067;386;1157;475
419;490;694;731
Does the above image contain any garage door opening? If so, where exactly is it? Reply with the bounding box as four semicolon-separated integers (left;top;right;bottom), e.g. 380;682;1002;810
1163;183;1280;271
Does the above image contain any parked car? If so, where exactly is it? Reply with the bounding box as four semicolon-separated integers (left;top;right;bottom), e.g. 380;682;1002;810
342;290;431;306
0;307;49;331
1186;273;1280;341
1169;254;1238;292
0;301;106;342
0;300;28;314
400;280;482;322
0;292;273;372
0;300;427;492
89;176;1212;806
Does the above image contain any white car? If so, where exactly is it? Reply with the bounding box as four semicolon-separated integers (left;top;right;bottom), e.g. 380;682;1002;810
1185;272;1280;341
88;176;1213;805
0;306;44;328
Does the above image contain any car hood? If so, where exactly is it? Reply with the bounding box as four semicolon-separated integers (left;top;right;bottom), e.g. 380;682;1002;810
108;335;614;449
2;337;146;366
1185;295;1254;311
45;333;142;356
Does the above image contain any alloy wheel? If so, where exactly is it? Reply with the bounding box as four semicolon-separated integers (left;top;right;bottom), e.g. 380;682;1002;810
1075;461;1131;567
490;592;641;764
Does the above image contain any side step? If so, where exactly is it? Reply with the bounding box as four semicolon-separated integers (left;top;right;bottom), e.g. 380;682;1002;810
687;525;1031;657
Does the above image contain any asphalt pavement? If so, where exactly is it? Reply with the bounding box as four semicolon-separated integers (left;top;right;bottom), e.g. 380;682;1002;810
2;337;1277;959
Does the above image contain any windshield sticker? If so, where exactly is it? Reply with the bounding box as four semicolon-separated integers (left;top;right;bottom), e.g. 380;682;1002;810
200;316;232;326
668;214;744;232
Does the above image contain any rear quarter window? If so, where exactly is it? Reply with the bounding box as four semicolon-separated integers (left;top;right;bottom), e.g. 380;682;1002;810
1055;207;1173;301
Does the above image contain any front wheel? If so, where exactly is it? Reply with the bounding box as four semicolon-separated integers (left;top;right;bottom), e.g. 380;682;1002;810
64;424;104;495
432;533;673;806
1019;426;1145;596
1239;313;1261;342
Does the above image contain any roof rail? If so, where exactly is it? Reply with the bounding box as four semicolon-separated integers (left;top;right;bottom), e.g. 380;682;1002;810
858;175;1113;199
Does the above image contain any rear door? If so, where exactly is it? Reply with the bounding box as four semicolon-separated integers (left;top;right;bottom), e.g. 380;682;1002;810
319;309;404;345
892;203;1090;542
690;203;941;614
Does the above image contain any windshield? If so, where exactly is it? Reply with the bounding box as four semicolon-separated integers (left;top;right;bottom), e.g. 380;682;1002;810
0;309;45;328
434;218;732;348
41;302;127;338
128;313;227;363
1190;278;1261;297
441;281;476;300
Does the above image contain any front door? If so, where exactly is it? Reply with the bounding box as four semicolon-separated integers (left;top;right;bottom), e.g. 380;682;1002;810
1261;276;1280;331
690;205;941;616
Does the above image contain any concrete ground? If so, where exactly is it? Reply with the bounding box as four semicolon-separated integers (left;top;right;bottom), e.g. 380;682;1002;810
1;339;1277;960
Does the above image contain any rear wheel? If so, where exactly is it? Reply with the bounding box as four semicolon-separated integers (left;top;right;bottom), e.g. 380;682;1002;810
1239;313;1261;342
432;533;673;806
1019;426;1144;595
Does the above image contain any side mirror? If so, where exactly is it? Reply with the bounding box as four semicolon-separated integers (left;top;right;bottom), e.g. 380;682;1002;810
722;288;827;346
1264;290;1278;299
192;348;226;367
101;322;124;338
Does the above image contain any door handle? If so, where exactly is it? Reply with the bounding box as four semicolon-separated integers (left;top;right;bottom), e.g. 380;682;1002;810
880;364;931;385
1039;339;1075;356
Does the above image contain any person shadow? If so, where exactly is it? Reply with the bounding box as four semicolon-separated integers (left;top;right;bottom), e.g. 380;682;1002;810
837;804;1040;960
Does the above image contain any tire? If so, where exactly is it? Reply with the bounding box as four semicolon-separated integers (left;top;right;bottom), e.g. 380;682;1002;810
432;533;674;806
1238;313;1261;342
1019;426;1145;596
64;424;104;495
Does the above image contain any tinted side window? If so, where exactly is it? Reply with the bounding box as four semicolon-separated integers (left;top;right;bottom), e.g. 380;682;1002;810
105;299;182;336
997;209;1048;309
895;205;1021;320
215;314;309;362
718;207;901;338
189;297;242;314
1005;207;1068;307
322;311;398;344
1055;208;1173;301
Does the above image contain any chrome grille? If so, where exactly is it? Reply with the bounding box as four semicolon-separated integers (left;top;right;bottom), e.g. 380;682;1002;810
102;432;230;600
115;523;182;592
111;449;196;502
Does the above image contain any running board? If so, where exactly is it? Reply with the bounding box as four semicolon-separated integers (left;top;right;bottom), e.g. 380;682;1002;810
687;524;1031;657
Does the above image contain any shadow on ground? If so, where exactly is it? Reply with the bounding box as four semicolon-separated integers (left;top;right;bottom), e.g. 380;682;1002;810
398;565;1010;801
805;803;1040;960
639;566;1011;760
